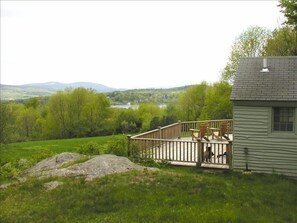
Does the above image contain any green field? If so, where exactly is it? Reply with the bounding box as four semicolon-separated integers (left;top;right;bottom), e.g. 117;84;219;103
0;135;123;162
0;136;296;222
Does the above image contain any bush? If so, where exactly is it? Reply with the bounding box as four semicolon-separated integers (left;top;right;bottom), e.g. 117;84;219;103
129;141;140;158
30;148;54;163
0;161;20;180
0;148;54;182
78;141;101;155
105;136;128;157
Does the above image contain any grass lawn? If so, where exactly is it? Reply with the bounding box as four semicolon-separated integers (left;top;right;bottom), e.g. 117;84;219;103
0;136;296;222
0;135;124;162
0;167;296;223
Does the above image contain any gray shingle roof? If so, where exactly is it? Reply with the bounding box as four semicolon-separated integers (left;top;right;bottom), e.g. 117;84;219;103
230;56;297;101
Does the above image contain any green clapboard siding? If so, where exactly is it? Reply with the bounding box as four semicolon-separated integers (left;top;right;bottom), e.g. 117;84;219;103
233;106;297;178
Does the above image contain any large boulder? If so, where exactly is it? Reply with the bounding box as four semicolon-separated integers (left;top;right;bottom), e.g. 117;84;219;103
25;153;157;181
25;152;85;175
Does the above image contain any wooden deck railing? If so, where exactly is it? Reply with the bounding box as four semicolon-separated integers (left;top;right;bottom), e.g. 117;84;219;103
128;119;233;168
128;137;233;167
131;122;181;140
131;119;233;139
180;119;233;137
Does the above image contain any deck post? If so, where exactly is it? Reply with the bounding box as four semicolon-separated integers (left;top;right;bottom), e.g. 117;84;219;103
127;135;131;157
178;120;181;138
227;140;233;169
197;139;202;167
158;126;162;139
158;126;162;149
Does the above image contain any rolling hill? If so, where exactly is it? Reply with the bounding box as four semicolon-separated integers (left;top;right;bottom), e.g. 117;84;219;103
0;82;190;105
0;82;117;100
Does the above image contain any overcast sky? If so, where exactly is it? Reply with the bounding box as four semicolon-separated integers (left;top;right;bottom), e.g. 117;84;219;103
1;1;283;89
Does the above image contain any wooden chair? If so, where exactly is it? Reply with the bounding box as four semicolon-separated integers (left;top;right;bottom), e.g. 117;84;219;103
212;121;230;141
190;123;210;141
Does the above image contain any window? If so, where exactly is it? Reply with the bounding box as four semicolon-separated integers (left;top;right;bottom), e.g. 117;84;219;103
273;107;294;132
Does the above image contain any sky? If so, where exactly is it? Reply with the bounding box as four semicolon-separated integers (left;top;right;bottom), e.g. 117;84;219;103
1;1;283;89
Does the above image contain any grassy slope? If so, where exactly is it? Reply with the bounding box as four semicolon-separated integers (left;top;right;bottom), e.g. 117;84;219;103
0;168;296;223
0;137;296;223
0;135;123;162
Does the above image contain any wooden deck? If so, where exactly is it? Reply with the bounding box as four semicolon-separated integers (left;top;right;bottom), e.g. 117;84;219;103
129;119;233;169
130;135;233;169
153;136;232;168
168;161;229;169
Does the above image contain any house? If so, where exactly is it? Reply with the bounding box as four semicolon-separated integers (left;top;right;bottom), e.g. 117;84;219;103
231;56;297;178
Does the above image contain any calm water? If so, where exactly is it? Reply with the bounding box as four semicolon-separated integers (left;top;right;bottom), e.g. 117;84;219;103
111;104;166;109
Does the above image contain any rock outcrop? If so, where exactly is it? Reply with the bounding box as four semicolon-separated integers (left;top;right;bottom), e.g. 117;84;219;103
25;153;157;181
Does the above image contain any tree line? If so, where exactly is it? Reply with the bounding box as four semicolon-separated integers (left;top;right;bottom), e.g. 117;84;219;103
0;82;232;143
106;87;187;105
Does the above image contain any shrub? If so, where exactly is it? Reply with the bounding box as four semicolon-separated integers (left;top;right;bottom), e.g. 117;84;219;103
0;148;54;182
78;141;101;155
105;136;128;157
0;161;20;180
30;148;54;163
128;141;169;168
129;141;140;158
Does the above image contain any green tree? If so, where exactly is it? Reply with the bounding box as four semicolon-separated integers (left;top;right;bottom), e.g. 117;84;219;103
160;103;178;126
221;26;271;83
45;91;70;138
113;108;141;134
82;92;110;136
68;88;89;137
17;107;40;140
279;0;297;30
264;26;297;56
138;103;163;131
45;88;111;139
0;102;17;143
200;82;233;120
176;83;208;121
24;97;39;109
150;116;161;130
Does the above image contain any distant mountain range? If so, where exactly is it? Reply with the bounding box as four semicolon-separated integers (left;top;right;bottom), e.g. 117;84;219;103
0;82;118;100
